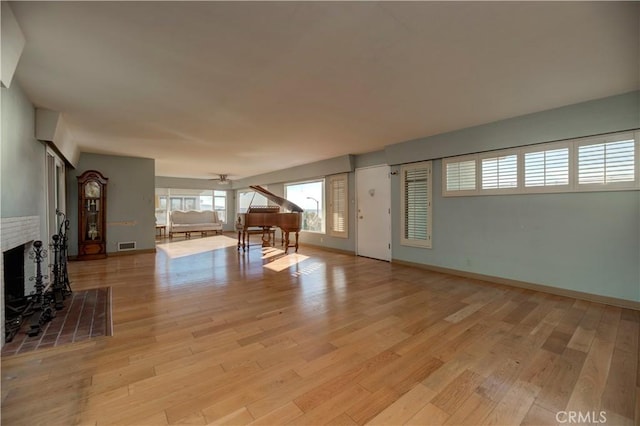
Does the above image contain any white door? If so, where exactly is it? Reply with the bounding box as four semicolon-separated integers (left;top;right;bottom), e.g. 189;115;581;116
356;165;391;261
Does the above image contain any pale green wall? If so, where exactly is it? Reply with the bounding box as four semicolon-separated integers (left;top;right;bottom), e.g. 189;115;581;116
1;83;47;228
67;153;156;256
1;82;49;347
390;161;640;302
385;91;639;165
387;91;640;302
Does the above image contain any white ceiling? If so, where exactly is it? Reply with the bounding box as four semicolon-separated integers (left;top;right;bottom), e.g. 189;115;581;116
10;1;639;179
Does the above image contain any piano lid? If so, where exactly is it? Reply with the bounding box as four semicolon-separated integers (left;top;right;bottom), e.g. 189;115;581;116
249;185;304;213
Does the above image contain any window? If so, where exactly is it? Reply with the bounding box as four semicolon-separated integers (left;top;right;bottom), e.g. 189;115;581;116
401;161;432;248
285;180;325;233
184;197;197;211
577;136;636;187
327;174;348;238
156;189;228;225
237;190;268;214
170;197;183;211
214;191;227;223
443;156;476;196
155;194;168;225
442;131;639;196
481;153;518;190
524;146;569;188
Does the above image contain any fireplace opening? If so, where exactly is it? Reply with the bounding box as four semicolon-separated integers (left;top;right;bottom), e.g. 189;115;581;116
4;244;27;319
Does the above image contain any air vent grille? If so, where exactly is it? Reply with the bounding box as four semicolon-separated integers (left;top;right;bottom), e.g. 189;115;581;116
118;241;136;251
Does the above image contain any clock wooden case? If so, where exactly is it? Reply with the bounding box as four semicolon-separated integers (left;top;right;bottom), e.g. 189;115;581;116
77;170;108;260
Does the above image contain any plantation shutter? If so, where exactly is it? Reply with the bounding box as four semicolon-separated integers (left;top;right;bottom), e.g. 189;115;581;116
481;154;517;189
328;174;348;238
578;139;635;185
401;162;432;248
524;147;569;187
446;160;476;191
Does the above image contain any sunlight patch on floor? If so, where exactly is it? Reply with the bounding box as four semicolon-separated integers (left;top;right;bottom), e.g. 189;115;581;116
157;235;238;259
261;247;285;260
263;252;310;272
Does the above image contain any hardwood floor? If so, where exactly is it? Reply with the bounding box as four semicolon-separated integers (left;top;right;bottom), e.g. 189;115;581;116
2;236;639;425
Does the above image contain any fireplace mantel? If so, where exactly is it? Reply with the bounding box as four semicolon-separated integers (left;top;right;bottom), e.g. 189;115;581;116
1;216;40;252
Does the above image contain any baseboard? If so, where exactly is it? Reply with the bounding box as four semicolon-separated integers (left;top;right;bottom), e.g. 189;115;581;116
109;248;156;257
69;248;157;260
300;242;355;256
391;259;640;311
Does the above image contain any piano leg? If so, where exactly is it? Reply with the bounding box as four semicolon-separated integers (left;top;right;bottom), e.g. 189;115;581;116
283;231;290;254
261;227;271;247
282;231;299;254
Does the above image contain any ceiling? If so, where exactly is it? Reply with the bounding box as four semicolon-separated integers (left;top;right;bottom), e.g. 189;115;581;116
10;1;639;180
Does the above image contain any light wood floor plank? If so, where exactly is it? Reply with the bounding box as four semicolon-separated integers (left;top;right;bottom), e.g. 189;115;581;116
1;239;637;425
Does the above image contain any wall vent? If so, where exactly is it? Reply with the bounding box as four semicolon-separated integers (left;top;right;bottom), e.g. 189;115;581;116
118;241;136;251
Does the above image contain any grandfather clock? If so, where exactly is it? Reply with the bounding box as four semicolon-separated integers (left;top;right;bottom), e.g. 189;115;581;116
77;170;108;260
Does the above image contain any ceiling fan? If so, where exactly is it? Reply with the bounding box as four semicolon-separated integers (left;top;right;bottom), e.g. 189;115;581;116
210;174;231;185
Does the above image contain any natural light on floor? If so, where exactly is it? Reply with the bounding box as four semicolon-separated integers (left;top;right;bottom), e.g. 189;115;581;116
261;247;285;260
262;250;310;272
156;235;238;259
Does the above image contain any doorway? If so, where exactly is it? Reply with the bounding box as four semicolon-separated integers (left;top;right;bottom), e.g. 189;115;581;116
355;165;391;261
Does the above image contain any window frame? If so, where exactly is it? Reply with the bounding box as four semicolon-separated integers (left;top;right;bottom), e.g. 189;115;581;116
213;190;227;223
284;179;326;234
156;189;227;225
520;141;572;194
477;150;520;195
442;154;478;197
400;161;432;249
574;132;638;192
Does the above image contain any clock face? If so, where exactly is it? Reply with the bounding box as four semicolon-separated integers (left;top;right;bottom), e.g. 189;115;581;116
84;181;101;198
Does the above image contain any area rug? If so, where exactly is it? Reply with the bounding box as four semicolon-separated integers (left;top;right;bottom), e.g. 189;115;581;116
157;235;238;259
2;287;112;357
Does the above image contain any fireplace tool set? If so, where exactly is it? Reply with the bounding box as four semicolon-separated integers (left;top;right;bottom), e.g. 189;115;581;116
4;211;73;342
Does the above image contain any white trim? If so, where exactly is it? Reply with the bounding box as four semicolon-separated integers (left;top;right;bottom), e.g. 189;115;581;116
284;179;325;234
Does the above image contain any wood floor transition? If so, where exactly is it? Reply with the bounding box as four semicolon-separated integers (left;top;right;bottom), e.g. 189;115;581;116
1;235;638;425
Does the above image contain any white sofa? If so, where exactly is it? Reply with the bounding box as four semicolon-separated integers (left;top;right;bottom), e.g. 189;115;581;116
169;210;223;238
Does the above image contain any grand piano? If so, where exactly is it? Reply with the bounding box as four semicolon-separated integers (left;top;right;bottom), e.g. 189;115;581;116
236;185;303;253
